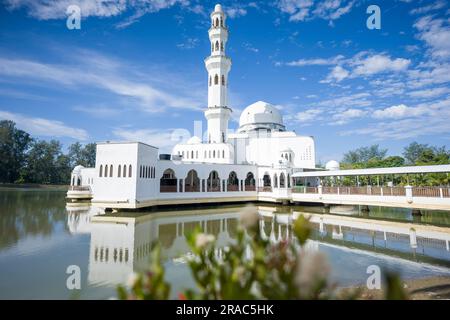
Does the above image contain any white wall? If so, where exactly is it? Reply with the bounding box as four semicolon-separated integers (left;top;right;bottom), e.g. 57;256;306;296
93;142;152;204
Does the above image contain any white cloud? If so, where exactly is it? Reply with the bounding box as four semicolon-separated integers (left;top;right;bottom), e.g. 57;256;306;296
0;51;204;113
243;42;259;53
410;1;446;15
285;55;344;67
226;7;247;18
5;0;192;27
176;38;199;50
351;54;411;76
295;108;322;122
113;128;187;153
408;86;450;98
372;104;429;119
0;110;88;140
332;108;366;125
277;0;355;23
414;15;450;60
321;65;349;83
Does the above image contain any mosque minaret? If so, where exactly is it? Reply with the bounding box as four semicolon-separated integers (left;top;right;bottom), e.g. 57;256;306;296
205;4;232;144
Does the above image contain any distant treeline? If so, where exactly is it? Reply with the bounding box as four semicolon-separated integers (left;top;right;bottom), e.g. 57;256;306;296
0;120;95;185
337;143;450;186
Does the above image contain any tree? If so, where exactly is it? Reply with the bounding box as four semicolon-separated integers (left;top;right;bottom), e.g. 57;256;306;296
402;142;432;165
0;121;32;183
21;140;71;184
68;142;96;168
342;144;388;164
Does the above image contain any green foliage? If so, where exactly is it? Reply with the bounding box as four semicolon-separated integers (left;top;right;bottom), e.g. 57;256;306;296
340;142;450;186
0;121;96;185
118;210;407;300
342;144;388;164
0;120;32;183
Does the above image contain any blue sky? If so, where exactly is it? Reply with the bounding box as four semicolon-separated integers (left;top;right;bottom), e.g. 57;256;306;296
0;0;449;163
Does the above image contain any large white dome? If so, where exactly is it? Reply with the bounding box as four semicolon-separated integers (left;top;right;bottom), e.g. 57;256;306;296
238;101;285;133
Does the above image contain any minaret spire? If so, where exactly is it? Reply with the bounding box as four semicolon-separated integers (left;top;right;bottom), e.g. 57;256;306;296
204;4;232;144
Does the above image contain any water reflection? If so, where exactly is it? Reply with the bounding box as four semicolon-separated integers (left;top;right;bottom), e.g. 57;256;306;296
1;190;449;299
67;203;450;290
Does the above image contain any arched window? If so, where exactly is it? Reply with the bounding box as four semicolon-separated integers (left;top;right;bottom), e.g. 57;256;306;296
245;172;256;191
273;174;278;188
215;18;219;27
99;165;103;177
220;42;224;52
104;165;108;178
184;170;200;192
123;164;126;178
227;171;239;191
215;41;219;51
191;150;194;159
213;150;216;158
222;150;225;158
214;74;219;85
207;170;220;192
160;169;177;192
139;166;142;178
118;165;121;178
221;75;225;86
280;173;286;188
220;17;223;27
263;173;271;187
129;165;132;178
209;76;212;86
110;165;113;177
287;174;291;188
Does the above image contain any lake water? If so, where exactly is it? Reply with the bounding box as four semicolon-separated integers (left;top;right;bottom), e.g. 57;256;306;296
0;189;449;299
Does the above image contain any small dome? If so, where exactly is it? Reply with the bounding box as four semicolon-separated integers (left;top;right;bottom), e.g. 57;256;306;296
187;136;202;145
238;101;285;133
325;160;340;171
72;165;85;175
214;4;223;12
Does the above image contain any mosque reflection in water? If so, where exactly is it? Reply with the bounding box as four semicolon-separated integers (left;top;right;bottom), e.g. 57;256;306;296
66;204;450;287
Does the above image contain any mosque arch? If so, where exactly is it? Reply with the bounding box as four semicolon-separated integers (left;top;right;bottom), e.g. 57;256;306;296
129;165;132;178
207;170;220;192
227;171;239;191
160;169;177;192
99;165;103;177
214;74;219;85
215;41;219;51
245;172;256;191
109;165;113;177
263;173;271;187
118;165;121;178
184;170;200;192
280;172;286;188
123;164;126;178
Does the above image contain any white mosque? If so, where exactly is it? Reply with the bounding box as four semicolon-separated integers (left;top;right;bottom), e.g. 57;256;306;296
68;4;331;210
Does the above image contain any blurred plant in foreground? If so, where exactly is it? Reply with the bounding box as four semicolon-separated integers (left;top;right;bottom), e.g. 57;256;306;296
118;206;407;300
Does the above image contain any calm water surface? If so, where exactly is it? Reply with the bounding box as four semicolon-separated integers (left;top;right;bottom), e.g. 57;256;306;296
0;189;449;299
